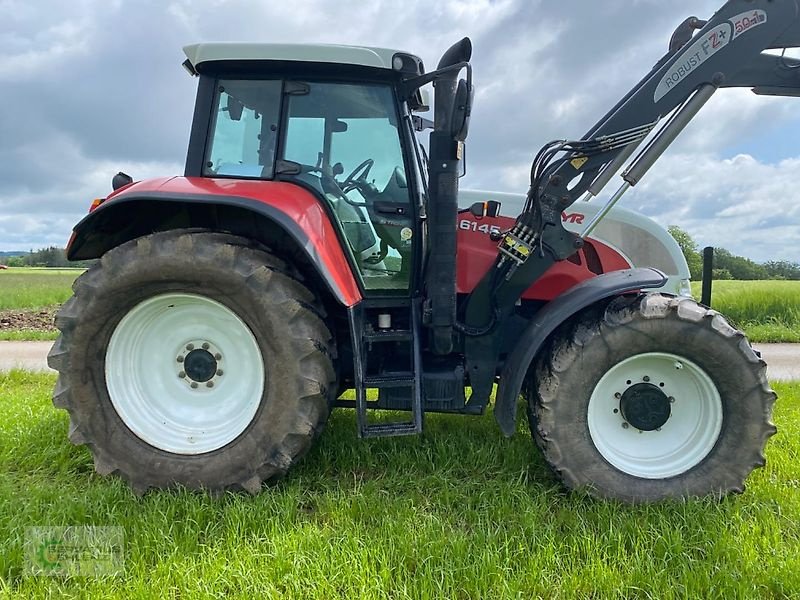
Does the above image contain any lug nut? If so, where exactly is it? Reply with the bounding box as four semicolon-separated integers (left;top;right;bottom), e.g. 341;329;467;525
177;356;184;363
178;371;186;378
186;343;194;351
613;408;619;414
643;376;650;382
214;353;222;360
191;382;198;389
202;342;210;350
622;422;629;429
206;381;214;388
217;369;224;376
614;392;621;399
669;396;675;403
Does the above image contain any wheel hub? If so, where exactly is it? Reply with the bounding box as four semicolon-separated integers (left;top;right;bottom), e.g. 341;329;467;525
184;349;218;383
176;340;224;389
619;383;671;431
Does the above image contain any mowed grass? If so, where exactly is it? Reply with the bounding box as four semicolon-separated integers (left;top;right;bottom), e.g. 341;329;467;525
692;280;800;343
0;269;81;310
0;371;798;598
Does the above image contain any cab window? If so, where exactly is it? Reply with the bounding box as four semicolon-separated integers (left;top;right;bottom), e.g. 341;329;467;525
205;80;282;178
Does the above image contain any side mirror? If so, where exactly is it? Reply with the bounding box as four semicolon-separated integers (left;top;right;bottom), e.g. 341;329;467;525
450;79;473;142
469;200;501;218
412;88;431;113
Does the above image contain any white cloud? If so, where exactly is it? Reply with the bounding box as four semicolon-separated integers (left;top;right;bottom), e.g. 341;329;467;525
629;152;800;262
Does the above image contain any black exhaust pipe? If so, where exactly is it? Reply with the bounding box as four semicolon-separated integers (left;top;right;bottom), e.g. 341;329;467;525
426;38;472;355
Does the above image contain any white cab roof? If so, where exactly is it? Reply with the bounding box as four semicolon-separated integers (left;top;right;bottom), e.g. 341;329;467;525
183;43;411;71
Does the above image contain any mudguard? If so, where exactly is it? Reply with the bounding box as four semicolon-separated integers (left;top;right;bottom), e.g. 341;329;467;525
494;267;668;437
68;177;362;307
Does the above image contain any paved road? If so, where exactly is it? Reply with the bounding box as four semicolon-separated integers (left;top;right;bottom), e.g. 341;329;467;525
1;341;799;381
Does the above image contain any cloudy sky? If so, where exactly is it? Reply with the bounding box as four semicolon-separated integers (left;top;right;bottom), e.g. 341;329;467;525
2;0;799;262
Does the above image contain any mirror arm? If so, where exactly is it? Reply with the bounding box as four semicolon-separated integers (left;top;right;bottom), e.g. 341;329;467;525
399;62;472;101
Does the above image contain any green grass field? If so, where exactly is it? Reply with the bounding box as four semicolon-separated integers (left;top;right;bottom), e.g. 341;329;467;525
0;269;81;341
0;371;798;598
691;280;800;343
0;269;80;311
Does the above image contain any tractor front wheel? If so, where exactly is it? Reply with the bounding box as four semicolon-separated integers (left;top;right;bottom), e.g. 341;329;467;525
48;230;335;494
530;293;777;502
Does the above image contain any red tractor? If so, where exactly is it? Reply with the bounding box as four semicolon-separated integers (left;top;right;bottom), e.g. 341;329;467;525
51;0;790;502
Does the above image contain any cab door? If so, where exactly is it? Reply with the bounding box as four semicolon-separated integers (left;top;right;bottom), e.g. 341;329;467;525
281;81;416;293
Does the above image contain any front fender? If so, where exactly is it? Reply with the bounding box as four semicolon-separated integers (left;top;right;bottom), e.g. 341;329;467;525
494;268;668;436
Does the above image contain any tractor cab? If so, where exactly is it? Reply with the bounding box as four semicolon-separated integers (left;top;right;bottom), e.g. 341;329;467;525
177;42;473;438
182;43;443;294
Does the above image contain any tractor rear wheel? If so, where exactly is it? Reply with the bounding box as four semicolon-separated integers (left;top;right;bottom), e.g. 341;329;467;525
48;230;335;494
530;293;777;502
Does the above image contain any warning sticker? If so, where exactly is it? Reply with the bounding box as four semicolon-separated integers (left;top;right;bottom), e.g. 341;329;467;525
571;156;588;170
654;22;732;103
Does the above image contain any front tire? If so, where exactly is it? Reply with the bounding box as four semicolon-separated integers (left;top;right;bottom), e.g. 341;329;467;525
530;293;777;503
48;231;335;494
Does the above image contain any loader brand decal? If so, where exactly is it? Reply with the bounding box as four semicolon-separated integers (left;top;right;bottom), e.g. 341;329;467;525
730;10;767;39
654;23;732;103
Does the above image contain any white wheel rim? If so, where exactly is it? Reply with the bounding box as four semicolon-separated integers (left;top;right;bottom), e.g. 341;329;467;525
106;293;265;455
587;352;722;479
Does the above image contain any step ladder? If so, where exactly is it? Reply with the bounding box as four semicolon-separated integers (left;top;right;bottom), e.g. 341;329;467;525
348;298;423;438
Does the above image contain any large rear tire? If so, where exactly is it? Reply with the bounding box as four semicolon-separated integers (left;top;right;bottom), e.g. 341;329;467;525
48;230;335;494
530;293;777;503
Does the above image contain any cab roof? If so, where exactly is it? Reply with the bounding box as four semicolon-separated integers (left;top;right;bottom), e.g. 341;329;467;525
183;43;424;74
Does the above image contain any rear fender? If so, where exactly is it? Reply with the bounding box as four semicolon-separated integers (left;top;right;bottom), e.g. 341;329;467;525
68;190;362;307
494;268;668;437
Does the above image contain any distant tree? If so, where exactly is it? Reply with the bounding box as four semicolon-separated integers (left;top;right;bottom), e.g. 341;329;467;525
763;260;800;281
667;226;703;280
15;247;71;268
713;248;769;280
5;256;25;267
712;268;733;280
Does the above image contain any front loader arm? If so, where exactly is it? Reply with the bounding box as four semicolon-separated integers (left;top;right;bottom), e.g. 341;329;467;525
465;0;800;407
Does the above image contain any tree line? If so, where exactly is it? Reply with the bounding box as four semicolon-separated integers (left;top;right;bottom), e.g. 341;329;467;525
668;226;800;281
2;247;96;269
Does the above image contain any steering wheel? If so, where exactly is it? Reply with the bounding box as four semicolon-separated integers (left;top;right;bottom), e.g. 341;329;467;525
342;159;374;193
